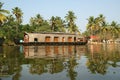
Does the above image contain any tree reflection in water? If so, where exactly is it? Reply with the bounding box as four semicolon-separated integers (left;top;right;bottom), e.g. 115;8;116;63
86;44;120;75
86;53;108;75
0;46;23;80
29;58;64;74
24;45;79;80
0;45;81;80
0;45;120;80
28;56;78;80
67;57;78;80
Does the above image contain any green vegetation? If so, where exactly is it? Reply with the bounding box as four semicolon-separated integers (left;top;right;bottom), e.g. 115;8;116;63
0;2;9;26
0;45;120;77
0;46;78;79
85;14;120;41
0;2;120;45
86;45;120;75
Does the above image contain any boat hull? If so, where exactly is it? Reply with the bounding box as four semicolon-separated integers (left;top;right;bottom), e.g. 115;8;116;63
16;42;87;46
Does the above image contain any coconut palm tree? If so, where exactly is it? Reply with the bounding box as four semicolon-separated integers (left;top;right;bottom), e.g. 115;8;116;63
50;16;56;32
97;14;106;41
54;16;66;32
100;21;109;40
110;21;119;39
12;7;23;39
50;16;66;32
12;7;23;25
34;14;43;26
30;14;50;32
98;14;105;25
87;14;106;42
34;14;44;32
30;17;35;26
0;2;9;26
87;14;105;34
65;11;78;33
86;16;96;35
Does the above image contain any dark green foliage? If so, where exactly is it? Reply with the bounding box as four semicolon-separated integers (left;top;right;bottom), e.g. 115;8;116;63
1;2;120;45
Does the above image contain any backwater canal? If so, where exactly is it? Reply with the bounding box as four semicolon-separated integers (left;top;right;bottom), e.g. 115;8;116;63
0;44;120;80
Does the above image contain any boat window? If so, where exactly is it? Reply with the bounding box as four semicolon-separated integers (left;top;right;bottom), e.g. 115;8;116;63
54;37;59;42
68;37;72;42
45;36;50;42
62;37;65;42
74;37;76;42
34;38;38;42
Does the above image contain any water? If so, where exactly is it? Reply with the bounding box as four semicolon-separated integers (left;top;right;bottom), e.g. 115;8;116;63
0;44;120;80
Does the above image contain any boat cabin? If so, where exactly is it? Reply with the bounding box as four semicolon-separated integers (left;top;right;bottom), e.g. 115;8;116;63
24;32;86;43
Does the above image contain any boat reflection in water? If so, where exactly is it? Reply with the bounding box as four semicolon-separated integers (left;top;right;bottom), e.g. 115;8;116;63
23;45;86;80
24;45;86;59
0;45;120;80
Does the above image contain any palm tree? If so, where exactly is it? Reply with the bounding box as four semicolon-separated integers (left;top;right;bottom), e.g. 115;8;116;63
34;14;43;26
50;16;66;32
30;14;51;32
34;14;44;32
65;11;78;33
110;21;119;39
87;14;106;42
12;7;23;25
97;14;105;41
98;14;105;26
12;7;23;35
100;21;109;40
50;16;56;32
86;16;96;35
12;7;23;40
30;17;35;26
0;2;9;26
54;16;66;32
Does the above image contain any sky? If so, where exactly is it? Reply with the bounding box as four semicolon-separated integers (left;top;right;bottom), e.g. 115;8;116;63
1;0;120;32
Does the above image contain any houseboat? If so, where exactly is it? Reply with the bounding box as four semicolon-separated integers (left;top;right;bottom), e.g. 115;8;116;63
16;32;87;45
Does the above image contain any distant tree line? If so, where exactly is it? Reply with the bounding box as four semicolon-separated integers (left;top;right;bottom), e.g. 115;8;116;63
0;2;80;45
84;14;120;41
0;2;120;45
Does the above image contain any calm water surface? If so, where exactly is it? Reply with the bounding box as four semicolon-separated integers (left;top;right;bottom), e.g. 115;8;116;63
0;44;120;80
